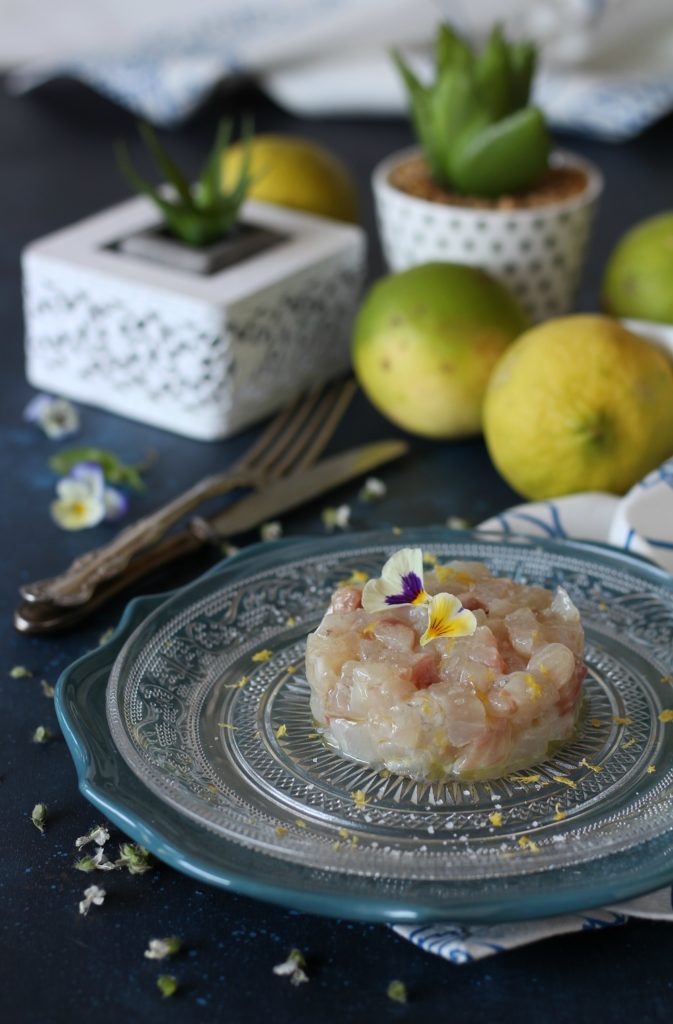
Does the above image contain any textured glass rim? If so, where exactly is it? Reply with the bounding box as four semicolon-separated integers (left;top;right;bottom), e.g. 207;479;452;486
104;529;673;882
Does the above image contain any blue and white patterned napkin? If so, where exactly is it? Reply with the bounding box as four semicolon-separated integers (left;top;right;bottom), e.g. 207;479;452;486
6;0;673;140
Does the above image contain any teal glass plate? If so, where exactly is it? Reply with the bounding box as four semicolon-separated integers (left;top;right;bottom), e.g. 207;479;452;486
56;529;673;924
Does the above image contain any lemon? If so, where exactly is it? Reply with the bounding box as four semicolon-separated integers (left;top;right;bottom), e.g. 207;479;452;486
222;134;359;223
483;315;673;499
602;212;673;323
352;263;529;439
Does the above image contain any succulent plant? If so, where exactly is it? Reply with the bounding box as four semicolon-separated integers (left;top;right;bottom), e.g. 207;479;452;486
116;119;252;247
393;23;551;197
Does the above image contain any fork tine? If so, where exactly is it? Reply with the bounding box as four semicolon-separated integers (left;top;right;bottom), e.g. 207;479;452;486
243;380;340;476
231;394;306;472
270;378;358;476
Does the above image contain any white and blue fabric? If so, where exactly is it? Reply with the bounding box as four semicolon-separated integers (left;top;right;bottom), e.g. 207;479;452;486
5;0;673;140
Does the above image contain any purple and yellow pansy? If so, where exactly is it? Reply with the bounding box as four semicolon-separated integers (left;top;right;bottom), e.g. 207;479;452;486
361;547;477;647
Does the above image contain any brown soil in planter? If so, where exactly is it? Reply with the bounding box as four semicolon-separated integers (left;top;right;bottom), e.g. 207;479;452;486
389;156;588;209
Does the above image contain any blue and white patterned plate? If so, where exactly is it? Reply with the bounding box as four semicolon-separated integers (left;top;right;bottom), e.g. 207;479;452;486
56;530;673;923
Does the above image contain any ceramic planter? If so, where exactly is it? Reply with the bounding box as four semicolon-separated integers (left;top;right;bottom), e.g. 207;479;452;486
23;197;366;440
372;148;603;322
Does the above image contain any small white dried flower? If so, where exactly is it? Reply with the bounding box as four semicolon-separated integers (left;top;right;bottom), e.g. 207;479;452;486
24;394;80;439
10;666;33;679
221;542;240;557
260;521;283;542
79;884;106;916
40;679;55;698
145;937;182;960
116;842;153;874
75;825;110;849
32;725;56;744
31;803;48;833
98;627;115;646
321;504;351;531
359;477;387;502
273;949;308;986
75;846;117;873
445;515;469;530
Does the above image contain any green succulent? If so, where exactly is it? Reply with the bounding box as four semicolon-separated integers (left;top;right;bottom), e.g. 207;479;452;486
116;119;252;247
393;23;551;197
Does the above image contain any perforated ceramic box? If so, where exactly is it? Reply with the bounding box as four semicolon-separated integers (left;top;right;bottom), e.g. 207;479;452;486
23;197;366;440
372;147;603;322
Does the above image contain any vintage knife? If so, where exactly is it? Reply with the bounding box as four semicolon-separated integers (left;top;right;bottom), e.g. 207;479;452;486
14;438;409;634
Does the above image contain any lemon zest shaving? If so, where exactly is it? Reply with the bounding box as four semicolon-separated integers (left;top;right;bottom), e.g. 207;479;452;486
252;649;273;662
525;673;542;698
392;527;402;535
552;775;577;789
646;764;657;774
338;828;350;839
216;722;237;730
622;738;636;750
661;676;673;684
285;665;297;674
285;615;297;627
579;758;603;773
553;802;566;821
294;819;306;829
658;709;673;722
275;724;287;738
275;826;287;837
488;811;503;827
517;836;540;853
612;715;632;725
590;718;603;728
352;789;368;810
224;675;249;689
509;773;541;784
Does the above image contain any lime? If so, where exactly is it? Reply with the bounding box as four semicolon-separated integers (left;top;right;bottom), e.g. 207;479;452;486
603;212;673;323
222;134;359;223
352;263;529;439
483;314;673;499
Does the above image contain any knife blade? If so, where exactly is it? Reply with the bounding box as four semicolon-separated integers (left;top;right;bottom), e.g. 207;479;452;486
13;438;409;634
192;438;410;540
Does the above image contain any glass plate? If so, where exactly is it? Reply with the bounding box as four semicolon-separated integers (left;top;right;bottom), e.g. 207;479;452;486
57;530;673;922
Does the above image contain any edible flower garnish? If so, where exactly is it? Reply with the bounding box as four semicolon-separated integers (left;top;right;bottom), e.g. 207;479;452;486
31;803;48;833
362;548;428;610
79;885;106;916
75;825;110;849
420;592;477;646
50;463;128;531
145;938;182;960
359;477;387;503
117;843;153;874
32;725;56;744
156;975;179;999
387;980;407;1004
361;548;477;647
10;666;33;679
260;520;282;541
24;394;80;439
322;504;351;531
273;949;308;986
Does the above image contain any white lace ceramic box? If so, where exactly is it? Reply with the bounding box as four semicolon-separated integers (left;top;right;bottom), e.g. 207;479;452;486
22;197;366;440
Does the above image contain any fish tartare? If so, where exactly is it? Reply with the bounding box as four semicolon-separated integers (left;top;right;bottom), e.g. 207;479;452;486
305;548;586;780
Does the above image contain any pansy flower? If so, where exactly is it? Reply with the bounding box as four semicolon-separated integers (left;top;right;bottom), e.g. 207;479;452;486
50;462;128;531
420;592;477;646
361;547;477;646
362;548;429;612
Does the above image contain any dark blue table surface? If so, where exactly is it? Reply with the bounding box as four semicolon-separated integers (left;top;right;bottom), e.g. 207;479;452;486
3;76;673;1024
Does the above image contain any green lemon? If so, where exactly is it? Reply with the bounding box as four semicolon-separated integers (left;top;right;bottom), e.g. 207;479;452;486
483;314;673;499
603;212;673;323
221;134;359;223
352;263;529;439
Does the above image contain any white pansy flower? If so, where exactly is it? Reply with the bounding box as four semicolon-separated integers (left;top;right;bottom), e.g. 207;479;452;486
79;885;106;916
24;394;80;439
51;463;106;531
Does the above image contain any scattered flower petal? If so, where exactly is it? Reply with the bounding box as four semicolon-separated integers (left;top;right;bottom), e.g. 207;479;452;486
260;520;283;542
32;725;56;744
76;825;110;849
10;666;32;679
362;548;428;613
322;504;351;531
387;980;407;1004
359;477;387;503
658;709;673;723
221;542;240;557
517;836;540;853
275;724;287;738
612;716;632;725
24;394;80;439
156;975;178;998
579;758;603;773
488;811;503;827
31;803;47;833
79;884;106;915
103;486;129;523
552;775;577;789
40;679;55;698
273;949;308;986
553;803;566;821
145;938;182;960
116;843;153;874
420;592;477;646
224;675;249;690
446;515;470;530
75;847;117;872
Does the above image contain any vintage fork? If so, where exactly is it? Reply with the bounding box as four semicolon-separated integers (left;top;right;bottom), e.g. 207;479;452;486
20;378;357;609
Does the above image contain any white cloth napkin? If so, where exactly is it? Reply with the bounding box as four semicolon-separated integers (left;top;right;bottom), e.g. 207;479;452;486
394;320;673;963
6;0;673;139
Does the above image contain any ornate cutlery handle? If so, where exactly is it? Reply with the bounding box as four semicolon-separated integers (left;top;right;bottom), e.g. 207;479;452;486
20;468;260;607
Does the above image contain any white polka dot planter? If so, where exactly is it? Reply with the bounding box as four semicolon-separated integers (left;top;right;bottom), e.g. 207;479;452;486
372;148;603;322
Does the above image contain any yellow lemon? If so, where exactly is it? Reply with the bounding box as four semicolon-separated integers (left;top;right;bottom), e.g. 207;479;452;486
602;212;673;323
352;263;529;439
222;134;359;223
483;315;673;499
